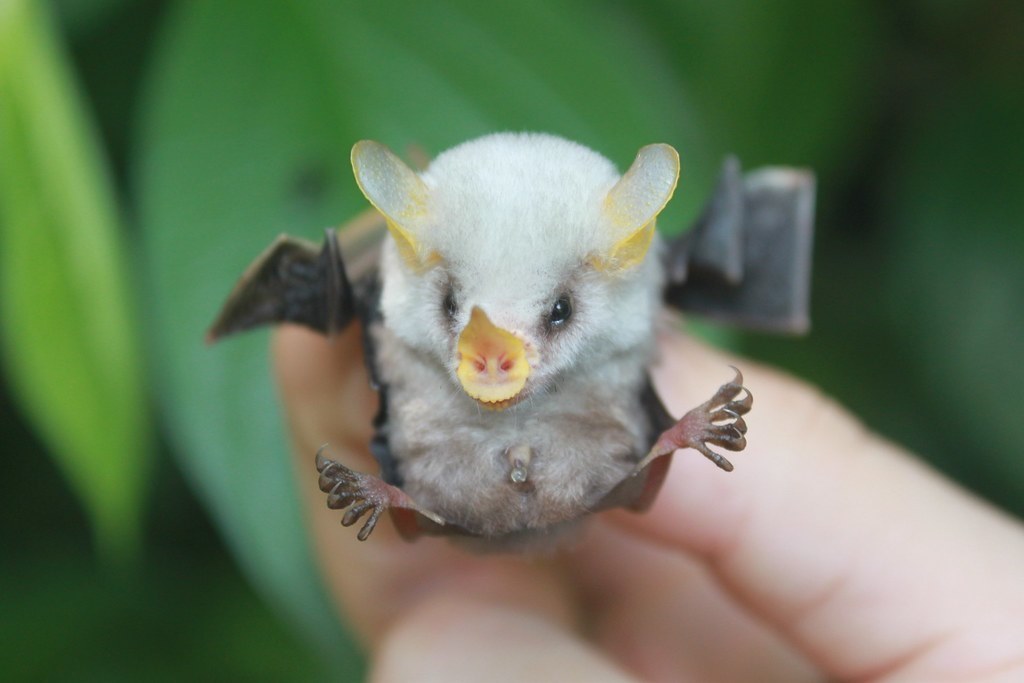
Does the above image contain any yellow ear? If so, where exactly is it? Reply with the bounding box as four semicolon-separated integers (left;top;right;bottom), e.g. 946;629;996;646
594;144;679;272
351;140;432;270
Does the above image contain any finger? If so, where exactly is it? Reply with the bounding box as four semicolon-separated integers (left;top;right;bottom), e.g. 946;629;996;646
371;594;637;683
565;523;819;683
273;325;575;645
610;327;1024;680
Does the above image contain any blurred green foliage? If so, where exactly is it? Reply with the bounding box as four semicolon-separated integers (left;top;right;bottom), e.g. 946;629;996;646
0;0;150;562
1;0;1021;680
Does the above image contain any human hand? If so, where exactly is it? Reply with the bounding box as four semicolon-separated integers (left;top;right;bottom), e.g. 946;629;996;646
274;324;1024;682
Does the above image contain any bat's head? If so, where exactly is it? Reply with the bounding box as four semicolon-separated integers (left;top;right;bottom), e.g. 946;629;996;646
352;133;678;409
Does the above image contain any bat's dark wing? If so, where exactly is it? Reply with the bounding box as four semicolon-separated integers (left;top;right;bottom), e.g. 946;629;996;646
663;156;816;334
206;226;404;473
206;229;355;342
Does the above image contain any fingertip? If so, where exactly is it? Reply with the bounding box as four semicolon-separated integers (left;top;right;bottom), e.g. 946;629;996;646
371;594;634;683
645;325;861;557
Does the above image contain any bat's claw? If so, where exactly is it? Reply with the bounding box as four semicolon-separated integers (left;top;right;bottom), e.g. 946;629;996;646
637;367;752;473
315;445;444;540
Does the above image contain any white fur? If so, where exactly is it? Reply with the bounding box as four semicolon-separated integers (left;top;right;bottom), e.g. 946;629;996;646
380;133;663;391
374;133;669;542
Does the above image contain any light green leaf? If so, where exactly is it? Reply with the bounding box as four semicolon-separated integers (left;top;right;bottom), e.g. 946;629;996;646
0;0;150;562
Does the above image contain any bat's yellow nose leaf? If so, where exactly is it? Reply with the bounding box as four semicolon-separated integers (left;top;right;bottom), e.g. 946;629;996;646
457;307;530;408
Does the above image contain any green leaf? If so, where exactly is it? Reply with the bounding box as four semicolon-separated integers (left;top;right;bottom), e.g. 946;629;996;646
881;80;1024;512
637;0;876;171
50;0;128;36
0;0;150;562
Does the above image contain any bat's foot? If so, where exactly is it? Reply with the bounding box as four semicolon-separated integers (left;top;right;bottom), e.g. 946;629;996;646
315;445;444;541
636;367;751;473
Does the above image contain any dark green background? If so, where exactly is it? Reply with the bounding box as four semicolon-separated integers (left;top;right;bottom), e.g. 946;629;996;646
2;0;1022;679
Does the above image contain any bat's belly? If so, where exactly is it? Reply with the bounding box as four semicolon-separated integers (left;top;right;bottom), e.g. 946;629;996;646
391;397;646;537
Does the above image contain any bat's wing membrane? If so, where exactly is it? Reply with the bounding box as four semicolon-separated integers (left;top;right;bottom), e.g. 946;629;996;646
663;156;816;334
206;228;355;342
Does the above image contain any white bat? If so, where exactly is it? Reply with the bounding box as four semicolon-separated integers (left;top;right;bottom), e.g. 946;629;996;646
209;133;814;551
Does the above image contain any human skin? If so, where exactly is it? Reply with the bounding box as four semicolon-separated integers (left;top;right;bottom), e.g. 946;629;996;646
273;323;1024;682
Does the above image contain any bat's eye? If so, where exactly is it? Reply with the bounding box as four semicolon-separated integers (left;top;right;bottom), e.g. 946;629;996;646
548;295;572;327
443;290;458;319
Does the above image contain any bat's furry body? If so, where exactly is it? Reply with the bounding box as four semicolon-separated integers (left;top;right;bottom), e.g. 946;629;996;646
374;321;653;539
209;132;815;549
375;135;661;540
